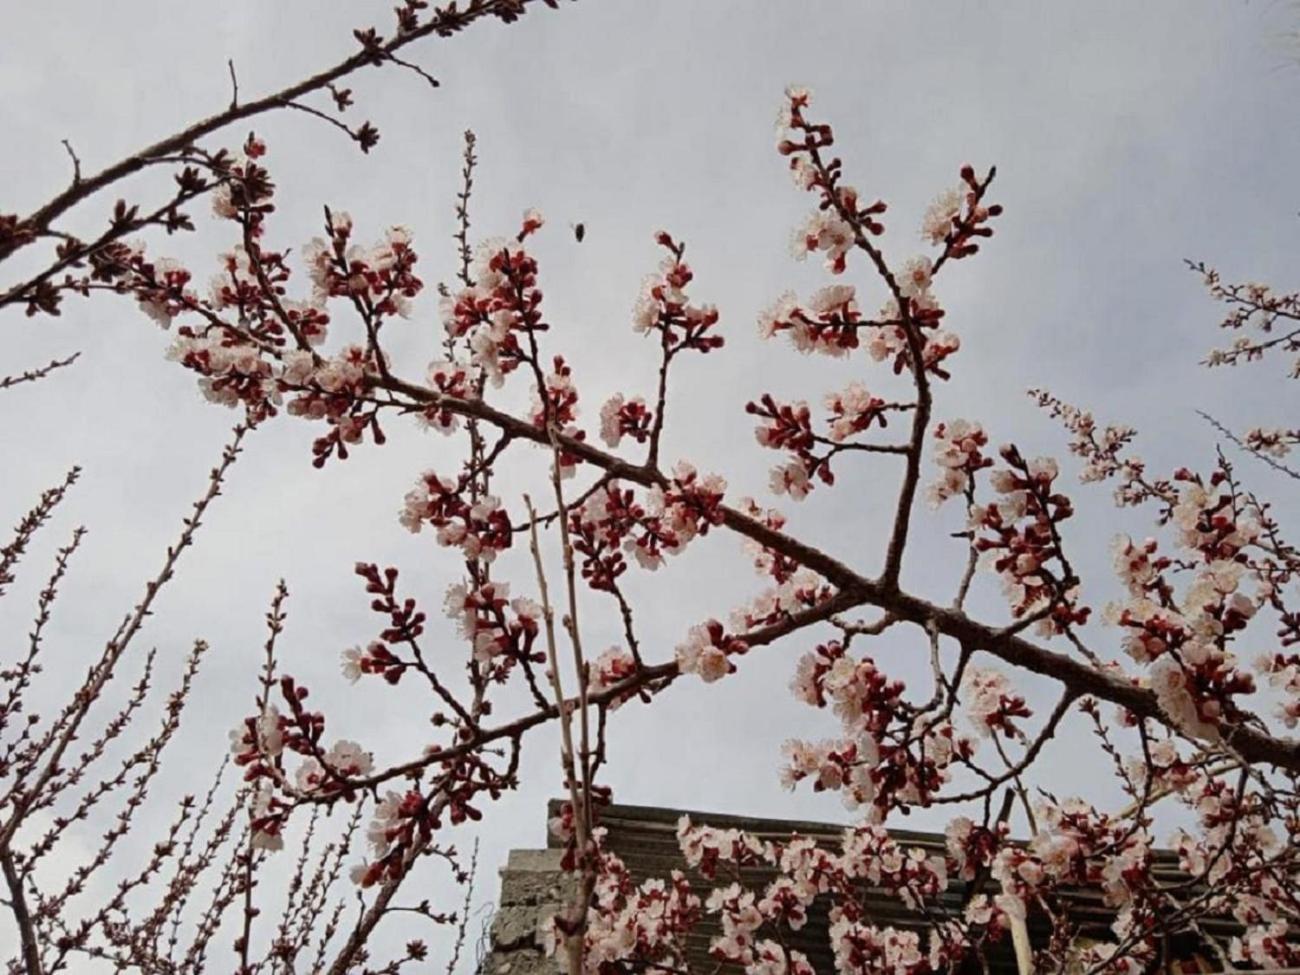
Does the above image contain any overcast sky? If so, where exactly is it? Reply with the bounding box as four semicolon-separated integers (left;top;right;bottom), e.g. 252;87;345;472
4;1;1300;969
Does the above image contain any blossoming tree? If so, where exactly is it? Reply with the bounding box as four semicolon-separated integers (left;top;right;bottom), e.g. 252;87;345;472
3;5;1300;974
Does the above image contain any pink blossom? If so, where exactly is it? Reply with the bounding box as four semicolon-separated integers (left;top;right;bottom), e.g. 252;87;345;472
921;185;964;244
790;211;854;274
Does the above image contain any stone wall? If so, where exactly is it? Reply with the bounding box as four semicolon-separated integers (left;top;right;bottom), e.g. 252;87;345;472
478;848;573;975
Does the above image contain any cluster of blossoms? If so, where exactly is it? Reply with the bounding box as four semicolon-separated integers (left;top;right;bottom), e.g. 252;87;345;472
990;799;1157;932
736;497;801;584
541;833;702;974
1018;389;1300;965
869;264;962;381
674;619;749;683
1151;761;1298;970
1117;734;1199;797
1243;425;1300;458
349;789;431;888
283;345;391;466
1100;476;1263;739
1109;552;1257;736
747;384;896;502
960;666;1032;739
443;579;542;668
1034;394;1291;742
228;707;284;770
567;483;647;588
747;394;820;500
544;815;986;975
1235;922;1300;971
123;247;200;330
43;140;255;320
1197;264;1300;375
789;211;856;276
827;921;933;975
853;718;969;820
207;133;270;218
825;381;890;441
282;345;365;403
775;85;885;276
1257;651;1300;726
785;640;973;818
763;87;998;396
971;446;1091;635
209;243;330;347
840;824;949;908
530;355;579;429
158;159;413;458
243;784;290;854
631;232;724;355
655;463;727;544
420;357;477;433
568;462;726;587
1204;333;1281;370
944;816;1008;882
756;279;954;381
165;328;279;420
730;567;835;632
1109;533;1167;603
78;178;289;351
341;640;405;684
779;738;869;798
398;470;512;562
229;711;292;851
704;884;796;968
789;642;903;731
927;418;992;506
758;285;865;357
979;775;1295;975
1030;390;1171;514
920;187;966;247
529;355;587;474
598;392;653;448
294;739;373;793
587;646;638;706
748;395;813;456
439;214;548;387
350;751;511;888
282;340;374;428
918;167;1000;257
228;674;380;848
303;211;422;320
1170;472;1261;559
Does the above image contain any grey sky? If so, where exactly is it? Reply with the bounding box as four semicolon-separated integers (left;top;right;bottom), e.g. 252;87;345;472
4;1;1300;968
